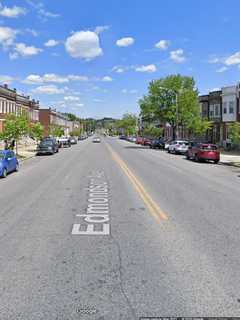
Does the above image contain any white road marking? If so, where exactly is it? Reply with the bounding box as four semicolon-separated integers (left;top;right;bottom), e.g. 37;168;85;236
71;171;110;235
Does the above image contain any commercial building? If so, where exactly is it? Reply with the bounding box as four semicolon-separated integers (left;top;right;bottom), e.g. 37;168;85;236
0;84;39;132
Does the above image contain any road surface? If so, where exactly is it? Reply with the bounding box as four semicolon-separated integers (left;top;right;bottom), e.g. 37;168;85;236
0;137;240;319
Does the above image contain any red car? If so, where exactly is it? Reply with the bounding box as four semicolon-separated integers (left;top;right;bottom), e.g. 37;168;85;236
142;137;152;146
136;136;144;144
186;142;220;163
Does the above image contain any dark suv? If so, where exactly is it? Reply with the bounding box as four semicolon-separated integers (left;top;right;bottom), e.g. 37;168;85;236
37;137;59;155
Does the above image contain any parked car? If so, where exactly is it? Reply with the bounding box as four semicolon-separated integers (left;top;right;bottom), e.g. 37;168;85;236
93;137;101;143
0;150;19;178
142;137;152;146
41;137;59;153
136;136;144;144
119;135;127;140
186;142;220;163
70;137;78;145
164;139;172;151
37;139;58;155
149;138;165;149
58;137;71;148
168;140;189;154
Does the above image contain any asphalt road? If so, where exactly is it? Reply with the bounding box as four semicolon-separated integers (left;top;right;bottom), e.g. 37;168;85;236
0;136;240;320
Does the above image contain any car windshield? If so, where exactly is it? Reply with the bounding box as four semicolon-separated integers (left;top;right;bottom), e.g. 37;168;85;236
40;141;53;146
201;145;217;150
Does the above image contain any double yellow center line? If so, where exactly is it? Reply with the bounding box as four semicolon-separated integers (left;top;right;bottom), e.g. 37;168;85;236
105;143;168;223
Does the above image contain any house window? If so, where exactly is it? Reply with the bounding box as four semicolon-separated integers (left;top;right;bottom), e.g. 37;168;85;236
223;102;227;114
229;101;234;114
209;105;214;117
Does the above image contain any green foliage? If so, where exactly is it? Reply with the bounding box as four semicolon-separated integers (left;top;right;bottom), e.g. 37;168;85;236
143;125;163;138
229;123;240;144
116;113;137;136
49;124;64;137
139;74;209;137
0;113;29;140
69;129;81;137
29;122;44;142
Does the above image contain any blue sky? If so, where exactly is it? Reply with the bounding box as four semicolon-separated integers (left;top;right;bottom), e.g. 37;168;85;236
1;0;240;118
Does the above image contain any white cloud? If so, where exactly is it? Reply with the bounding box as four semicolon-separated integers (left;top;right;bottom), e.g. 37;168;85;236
38;8;60;19
135;64;157;73
0;26;17;47
112;66;127;73
155;40;170;50
23;73;88;84
65;30;103;60
12;43;42;58
102;76;112;82
93;98;103;102
64;96;80;101
170;49;186;63
68;75;88;81
32;85;64;95
94;25;110;34
224;51;240;66
208;57;220;64
25;28;38;37
216;66;228;73
0;75;15;84
44;39;59;47
0;4;27;18
116;37;135;47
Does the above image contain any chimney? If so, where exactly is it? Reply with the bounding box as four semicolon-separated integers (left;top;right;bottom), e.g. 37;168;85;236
4;84;8;89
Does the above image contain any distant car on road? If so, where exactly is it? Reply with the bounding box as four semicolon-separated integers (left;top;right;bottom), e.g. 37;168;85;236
93;137;101;143
58;137;71;148
37;139;59;155
0;150;19;178
70;137;78;145
186;142;220;163
168;140;189;154
149;138;165;149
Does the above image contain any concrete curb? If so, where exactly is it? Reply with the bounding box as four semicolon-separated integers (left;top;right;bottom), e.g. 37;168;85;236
18;154;36;164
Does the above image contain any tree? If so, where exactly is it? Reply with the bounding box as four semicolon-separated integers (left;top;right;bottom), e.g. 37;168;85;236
69;129;81;137
49;124;64;137
29;122;44;143
143;125;163;138
116;113;137;136
0;113;29;155
229;123;240;145
139;74;209;139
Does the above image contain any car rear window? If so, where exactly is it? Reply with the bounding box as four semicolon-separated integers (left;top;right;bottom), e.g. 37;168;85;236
201;145;217;150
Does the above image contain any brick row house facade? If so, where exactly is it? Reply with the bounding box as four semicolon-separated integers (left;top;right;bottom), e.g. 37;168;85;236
39;108;78;137
0;84;39;133
199;84;240;147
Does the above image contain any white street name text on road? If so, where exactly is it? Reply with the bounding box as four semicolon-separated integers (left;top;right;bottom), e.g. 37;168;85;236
72;171;110;235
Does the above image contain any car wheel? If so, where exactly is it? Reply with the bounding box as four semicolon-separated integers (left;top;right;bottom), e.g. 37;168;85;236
214;160;219;164
186;153;190;160
167;149;170;153
1;168;7;178
194;154;199;162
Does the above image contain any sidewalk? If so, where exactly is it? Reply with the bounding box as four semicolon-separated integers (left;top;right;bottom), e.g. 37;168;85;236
0;139;37;162
220;152;240;167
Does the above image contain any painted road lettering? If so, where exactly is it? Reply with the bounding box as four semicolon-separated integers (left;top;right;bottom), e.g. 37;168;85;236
71;171;110;235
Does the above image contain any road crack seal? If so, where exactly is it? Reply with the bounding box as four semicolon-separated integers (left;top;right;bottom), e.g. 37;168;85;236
110;234;137;319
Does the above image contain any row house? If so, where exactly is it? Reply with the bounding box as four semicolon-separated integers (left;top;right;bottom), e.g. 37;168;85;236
199;84;240;146
39;108;74;137
0;84;39;133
